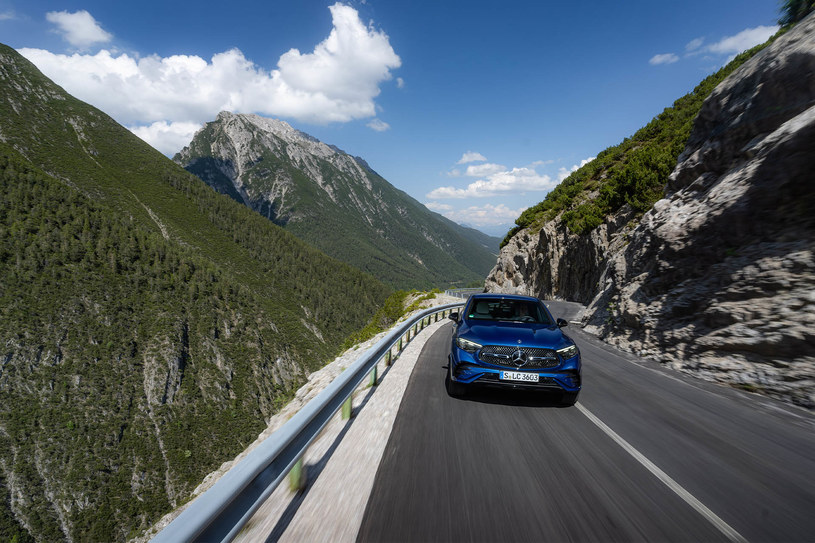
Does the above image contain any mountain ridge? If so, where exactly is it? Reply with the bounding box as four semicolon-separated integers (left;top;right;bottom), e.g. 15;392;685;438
175;111;499;289
0;43;390;542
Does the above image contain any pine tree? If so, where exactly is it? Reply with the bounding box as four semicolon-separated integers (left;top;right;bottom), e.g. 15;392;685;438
779;0;815;27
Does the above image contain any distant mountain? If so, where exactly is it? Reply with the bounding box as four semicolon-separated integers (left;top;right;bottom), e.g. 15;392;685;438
0;43;390;542
175;112;499;289
453;222;502;254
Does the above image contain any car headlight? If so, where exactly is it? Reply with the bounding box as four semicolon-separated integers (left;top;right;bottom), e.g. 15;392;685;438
455;337;482;353
557;344;578;360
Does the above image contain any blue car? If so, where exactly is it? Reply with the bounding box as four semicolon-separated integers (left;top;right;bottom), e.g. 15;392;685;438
447;294;581;405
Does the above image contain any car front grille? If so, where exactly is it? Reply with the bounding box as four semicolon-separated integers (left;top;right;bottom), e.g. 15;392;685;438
478;345;559;369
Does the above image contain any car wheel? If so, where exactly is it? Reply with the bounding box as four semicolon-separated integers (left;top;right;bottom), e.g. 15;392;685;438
446;365;466;397
560;391;579;407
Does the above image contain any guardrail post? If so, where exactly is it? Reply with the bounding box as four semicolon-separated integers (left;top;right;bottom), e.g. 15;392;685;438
288;458;307;492
385;349;392;366
398;337;402;351
369;364;378;387
342;394;353;420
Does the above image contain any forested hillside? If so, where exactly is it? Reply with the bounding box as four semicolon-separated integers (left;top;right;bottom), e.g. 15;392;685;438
0;44;389;542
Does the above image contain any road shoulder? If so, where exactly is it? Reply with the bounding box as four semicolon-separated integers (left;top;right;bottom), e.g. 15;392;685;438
234;317;450;542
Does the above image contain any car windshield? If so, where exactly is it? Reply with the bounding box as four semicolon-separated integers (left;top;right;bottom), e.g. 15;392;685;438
465;298;552;325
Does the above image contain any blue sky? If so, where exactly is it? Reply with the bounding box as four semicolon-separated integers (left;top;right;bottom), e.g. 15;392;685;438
1;1;780;236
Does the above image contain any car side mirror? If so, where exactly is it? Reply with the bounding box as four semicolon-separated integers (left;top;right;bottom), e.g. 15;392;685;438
448;312;459;323
556;318;568;328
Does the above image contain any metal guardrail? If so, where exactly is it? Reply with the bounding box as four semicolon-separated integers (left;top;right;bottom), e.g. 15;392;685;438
152;302;464;543
444;288;483;299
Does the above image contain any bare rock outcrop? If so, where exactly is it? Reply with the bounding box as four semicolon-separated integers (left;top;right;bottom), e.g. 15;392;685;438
584;15;815;407
488;14;815;407
485;206;637;302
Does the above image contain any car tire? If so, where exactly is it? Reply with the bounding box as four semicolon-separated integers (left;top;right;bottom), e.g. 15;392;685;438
446;365;466;397
560;391;579;407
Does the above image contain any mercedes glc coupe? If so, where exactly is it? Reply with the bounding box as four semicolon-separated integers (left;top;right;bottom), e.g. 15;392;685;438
447;294;581;405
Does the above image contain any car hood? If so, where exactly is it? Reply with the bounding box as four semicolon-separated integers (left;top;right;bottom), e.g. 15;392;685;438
460;321;570;350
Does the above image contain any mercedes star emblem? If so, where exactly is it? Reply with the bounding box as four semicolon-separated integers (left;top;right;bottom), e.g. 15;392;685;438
511;349;528;367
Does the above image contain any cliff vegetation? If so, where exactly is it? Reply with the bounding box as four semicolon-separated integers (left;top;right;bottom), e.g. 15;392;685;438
503;36;780;245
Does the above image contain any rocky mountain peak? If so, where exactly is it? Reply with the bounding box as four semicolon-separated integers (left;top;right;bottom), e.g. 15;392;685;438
176;112;499;289
181;111;370;199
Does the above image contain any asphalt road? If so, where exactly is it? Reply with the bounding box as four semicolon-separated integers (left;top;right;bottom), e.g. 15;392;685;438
357;301;815;542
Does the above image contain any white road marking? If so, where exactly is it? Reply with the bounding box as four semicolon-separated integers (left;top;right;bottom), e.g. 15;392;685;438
575;402;748;543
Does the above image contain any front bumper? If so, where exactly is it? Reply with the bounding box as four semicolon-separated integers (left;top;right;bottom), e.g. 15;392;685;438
450;348;581;393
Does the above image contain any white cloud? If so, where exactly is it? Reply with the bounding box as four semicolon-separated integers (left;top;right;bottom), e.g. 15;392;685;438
366;118;390;131
46;10;112;49
275;4;400;105
20;3;400;155
0;11;16;21
129;121;203;156
662;26;778;67
429;203;528;228
396;77;405;88
685;37;705;52
457;151;487;164
19;48;255;125
557;156;596;182
424;202;452;212
427;166;555;199
649;53;679;65
706;25;778;55
464;162;506;177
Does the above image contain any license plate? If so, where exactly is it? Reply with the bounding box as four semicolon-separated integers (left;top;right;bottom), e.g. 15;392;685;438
500;371;539;383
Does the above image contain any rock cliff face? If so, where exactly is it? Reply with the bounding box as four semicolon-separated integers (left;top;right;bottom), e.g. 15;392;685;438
486;205;637;302
486;15;815;407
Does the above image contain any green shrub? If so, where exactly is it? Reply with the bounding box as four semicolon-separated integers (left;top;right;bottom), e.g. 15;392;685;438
502;37;779;245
